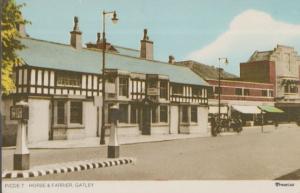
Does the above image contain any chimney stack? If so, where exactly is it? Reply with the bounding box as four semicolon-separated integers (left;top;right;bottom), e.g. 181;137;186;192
168;55;175;64
70;16;82;49
140;29;153;60
17;14;27;37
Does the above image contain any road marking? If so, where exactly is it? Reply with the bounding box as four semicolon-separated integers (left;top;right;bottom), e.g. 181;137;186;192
2;158;135;179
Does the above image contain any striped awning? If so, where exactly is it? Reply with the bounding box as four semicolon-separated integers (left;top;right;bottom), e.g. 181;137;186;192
258;105;284;113
232;105;261;114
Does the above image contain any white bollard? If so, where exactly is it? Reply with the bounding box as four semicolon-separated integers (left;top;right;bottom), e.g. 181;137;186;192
14;121;30;170
108;104;120;158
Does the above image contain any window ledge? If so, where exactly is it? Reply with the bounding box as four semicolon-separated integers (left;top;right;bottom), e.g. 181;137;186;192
116;123;139;128
151;123;169;127
52;124;84;129
67;124;84;129
180;122;198;126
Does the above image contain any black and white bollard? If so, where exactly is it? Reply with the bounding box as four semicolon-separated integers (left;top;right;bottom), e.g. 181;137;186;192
11;101;30;170
108;104;120;158
14;121;30;170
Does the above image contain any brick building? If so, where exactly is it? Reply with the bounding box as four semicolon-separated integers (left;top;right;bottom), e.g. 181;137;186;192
174;60;276;125
241;45;300;121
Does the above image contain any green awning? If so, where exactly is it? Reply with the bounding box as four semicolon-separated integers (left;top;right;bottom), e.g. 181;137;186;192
258;105;284;113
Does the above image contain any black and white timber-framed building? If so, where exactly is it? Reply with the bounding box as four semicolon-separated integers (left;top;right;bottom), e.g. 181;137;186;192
2;17;210;145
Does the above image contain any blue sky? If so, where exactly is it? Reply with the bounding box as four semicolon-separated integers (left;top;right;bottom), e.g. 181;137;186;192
17;0;300;75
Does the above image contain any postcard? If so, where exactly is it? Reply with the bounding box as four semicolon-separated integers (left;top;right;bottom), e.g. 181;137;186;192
1;0;300;192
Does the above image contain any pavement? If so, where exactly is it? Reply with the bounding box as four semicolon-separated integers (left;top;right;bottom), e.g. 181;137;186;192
27;123;292;149
4;132;212;149
4;124;284;149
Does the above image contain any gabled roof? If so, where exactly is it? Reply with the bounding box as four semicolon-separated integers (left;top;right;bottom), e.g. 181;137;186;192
114;45;140;57
17;38;209;86
248;51;272;62
175;60;237;80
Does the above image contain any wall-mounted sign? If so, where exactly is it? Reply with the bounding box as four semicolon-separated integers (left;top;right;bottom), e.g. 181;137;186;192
10;105;29;120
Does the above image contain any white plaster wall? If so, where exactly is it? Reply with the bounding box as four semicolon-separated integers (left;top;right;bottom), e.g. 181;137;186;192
116;126;140;136
84;101;98;137
27;99;50;144
151;125;169;134
169;105;179;134
197;106;209;135
66;129;85;140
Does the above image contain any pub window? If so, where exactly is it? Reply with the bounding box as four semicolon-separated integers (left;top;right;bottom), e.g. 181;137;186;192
160;105;168;123
119;104;129;123
181;106;188;123
57;101;65;124
262;90;268;96
70;101;83;124
130;104;139;124
160;80;168;99
119;76;129;97
191;106;198;123
235;88;242;96
56;72;81;87
151;105;158;123
173;85;183;95
244;89;250;96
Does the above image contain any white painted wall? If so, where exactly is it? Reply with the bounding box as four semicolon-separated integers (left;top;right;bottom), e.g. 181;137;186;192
84;101;98;137
197;106;209;135
151;125;169;134
27;99;50;144
117;126;140;136
169;105;179;134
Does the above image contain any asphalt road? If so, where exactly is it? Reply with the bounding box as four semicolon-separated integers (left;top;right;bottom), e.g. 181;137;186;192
3;125;300;180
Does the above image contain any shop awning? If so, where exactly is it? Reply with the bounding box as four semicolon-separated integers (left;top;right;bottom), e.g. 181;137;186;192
258;105;284;113
232;105;261;114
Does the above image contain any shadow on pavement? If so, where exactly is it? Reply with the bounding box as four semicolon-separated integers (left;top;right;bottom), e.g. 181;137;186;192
275;169;300;180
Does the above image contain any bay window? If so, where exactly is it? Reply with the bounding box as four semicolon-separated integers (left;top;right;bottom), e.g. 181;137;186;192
160;105;168;123
191;106;198;123
181;106;188;123
70;101;82;124
119;104;129;123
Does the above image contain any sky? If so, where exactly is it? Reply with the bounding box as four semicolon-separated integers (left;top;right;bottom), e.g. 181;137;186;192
16;0;300;75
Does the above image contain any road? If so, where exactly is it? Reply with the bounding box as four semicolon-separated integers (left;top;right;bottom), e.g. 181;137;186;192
3;125;300;180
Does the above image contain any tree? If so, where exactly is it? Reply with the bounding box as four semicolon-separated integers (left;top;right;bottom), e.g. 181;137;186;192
1;0;28;95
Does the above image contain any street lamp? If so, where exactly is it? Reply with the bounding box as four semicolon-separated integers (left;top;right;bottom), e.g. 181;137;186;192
100;10;119;145
217;57;228;132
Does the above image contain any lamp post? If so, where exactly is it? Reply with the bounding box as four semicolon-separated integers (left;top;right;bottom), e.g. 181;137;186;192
217;57;228;131
100;10;118;145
